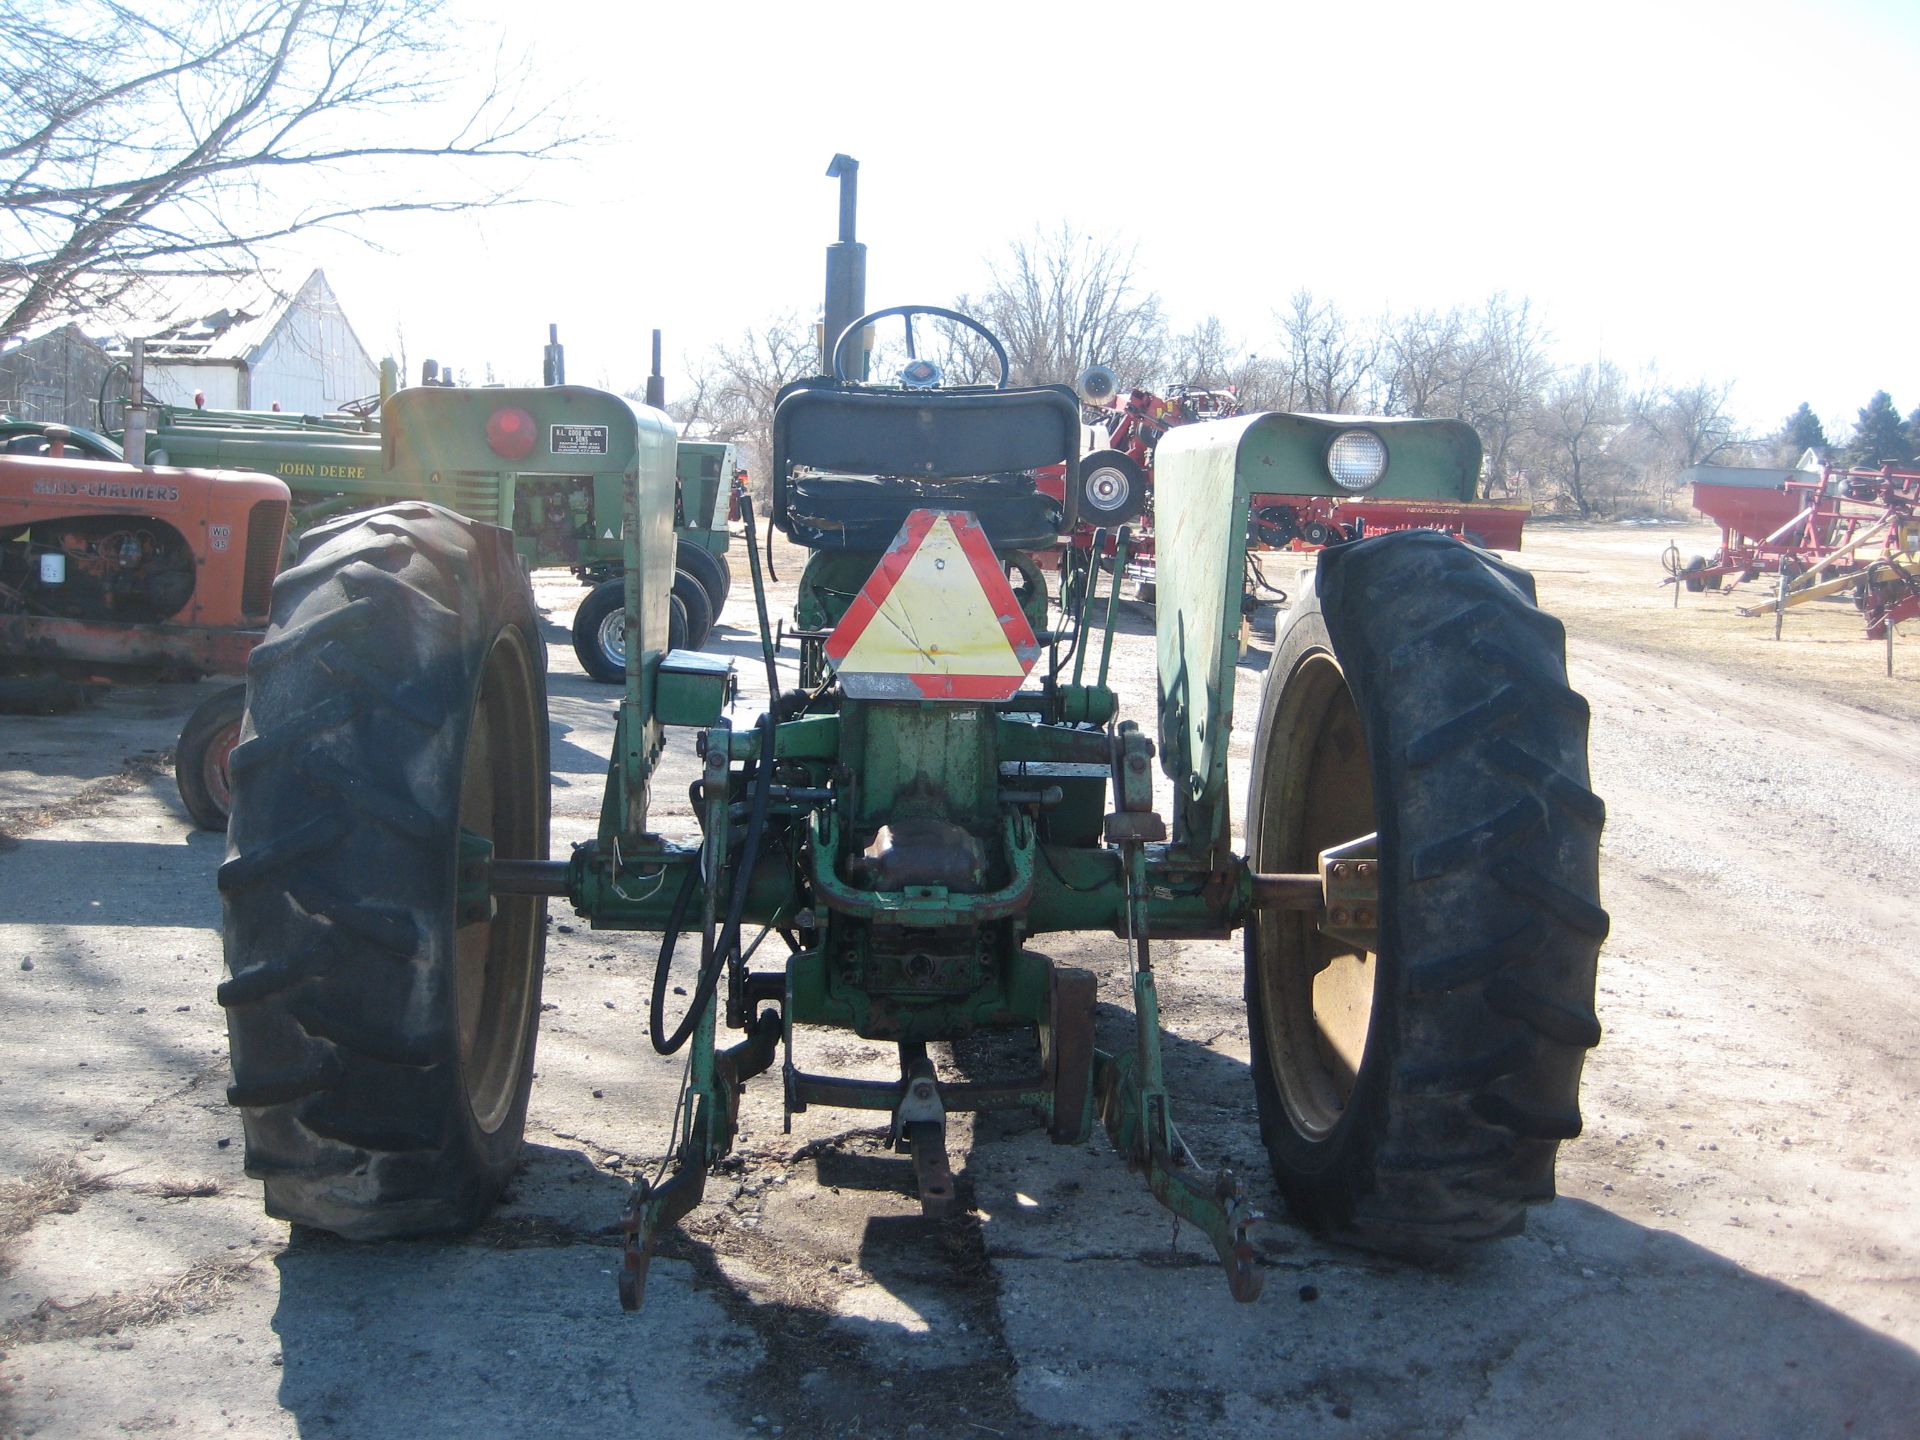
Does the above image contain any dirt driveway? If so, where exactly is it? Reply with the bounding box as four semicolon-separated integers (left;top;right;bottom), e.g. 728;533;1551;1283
2;520;1915;1438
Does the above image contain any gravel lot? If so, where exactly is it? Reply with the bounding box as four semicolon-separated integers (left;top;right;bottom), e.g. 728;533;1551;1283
2;518;1915;1439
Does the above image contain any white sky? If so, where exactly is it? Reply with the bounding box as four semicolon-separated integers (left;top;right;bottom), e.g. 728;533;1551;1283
282;0;1919;438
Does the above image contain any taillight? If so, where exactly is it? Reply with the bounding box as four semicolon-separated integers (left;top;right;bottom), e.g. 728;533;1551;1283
486;406;538;461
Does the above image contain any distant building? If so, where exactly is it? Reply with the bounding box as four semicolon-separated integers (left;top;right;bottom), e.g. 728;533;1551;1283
0;324;115;427
99;269;378;414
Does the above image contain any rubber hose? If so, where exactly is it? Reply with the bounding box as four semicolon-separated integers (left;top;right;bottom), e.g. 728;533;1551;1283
652;496;783;1055
648;863;703;1055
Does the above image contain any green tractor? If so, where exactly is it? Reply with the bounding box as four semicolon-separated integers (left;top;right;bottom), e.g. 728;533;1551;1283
217;290;1606;1306
106;341;737;668
569;435;737;683
361;382;737;676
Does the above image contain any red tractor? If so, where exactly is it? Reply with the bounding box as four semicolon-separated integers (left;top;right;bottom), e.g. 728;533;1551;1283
0;424;289;828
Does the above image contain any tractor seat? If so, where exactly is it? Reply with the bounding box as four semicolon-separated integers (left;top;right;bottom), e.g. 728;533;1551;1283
772;379;1079;551
788;471;1060;550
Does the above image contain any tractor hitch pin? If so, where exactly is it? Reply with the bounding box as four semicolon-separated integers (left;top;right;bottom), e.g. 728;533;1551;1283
892;1047;957;1218
998;784;1064;809
1248;873;1324;910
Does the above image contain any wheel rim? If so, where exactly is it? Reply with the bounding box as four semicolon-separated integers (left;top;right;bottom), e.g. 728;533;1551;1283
202;719;239;816
596;606;626;670
1250;648;1379;1140
1084;465;1132;513
454;627;544;1134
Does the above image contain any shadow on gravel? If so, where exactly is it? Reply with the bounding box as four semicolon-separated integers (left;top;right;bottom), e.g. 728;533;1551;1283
0;834;224;927
265;1143;662;1437
263;1135;1031;1439
966;1004;1920;1438
251;1015;1920;1438
544;726;612;787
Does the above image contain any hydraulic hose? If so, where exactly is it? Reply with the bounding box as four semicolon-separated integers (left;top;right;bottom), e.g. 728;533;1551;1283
648;863;702;1055
650;495;783;1056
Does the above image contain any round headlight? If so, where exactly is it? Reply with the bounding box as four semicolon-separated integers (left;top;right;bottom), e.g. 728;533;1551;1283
1327;429;1388;492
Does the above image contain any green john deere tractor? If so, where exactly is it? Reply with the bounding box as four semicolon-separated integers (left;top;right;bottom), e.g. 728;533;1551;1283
217;287;1606;1306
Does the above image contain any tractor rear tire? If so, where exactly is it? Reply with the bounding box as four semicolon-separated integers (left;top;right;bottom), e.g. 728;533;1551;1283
218;502;550;1240
176;683;245;831
676;540;732;617
572;580;687;684
673;567;714;649
1244;530;1605;1254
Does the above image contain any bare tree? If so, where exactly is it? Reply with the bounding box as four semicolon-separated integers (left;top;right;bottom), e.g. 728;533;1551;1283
667;313;817;498
1622;377;1745;507
957;226;1165;387
1;0;577;341
1637;379;1743;469
1225;354;1296;413
1528;362;1628;518
1457;293;1555;497
1378;306;1467;418
1277;290;1376;413
1165;315;1240;388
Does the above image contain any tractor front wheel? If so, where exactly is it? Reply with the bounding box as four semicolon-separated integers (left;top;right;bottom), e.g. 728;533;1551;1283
572;579;688;684
673;568;715;649
1244;531;1605;1253
176;683;245;831
676;539;732;618
218;503;550;1239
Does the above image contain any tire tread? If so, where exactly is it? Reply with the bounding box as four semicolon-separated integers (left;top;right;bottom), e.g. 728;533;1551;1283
220;503;548;1240
1245;530;1606;1253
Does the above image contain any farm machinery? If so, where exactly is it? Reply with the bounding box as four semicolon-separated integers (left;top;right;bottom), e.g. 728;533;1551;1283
351;377;737;679
0;425;289;827
218;236;1606;1311
106;337;738;668
1067;367;1529;604
1670;460;1920;642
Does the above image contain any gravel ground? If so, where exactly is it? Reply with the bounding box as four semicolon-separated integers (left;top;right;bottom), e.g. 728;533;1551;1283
1;518;1915;1439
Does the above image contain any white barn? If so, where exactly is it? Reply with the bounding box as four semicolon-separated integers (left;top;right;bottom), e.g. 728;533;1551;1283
104;269;379;414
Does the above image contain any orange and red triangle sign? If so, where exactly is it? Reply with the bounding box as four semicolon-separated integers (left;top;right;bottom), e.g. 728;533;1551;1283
825;509;1040;701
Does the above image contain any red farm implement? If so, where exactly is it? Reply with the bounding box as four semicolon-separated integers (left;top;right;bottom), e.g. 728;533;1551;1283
1047;367;1525;604
1669;462;1920;646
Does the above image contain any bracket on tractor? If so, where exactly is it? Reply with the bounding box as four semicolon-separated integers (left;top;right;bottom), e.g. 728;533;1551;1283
1096;825;1264;1301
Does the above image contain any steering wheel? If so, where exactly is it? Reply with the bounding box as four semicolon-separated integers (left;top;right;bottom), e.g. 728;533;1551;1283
97;360;138;432
831;304;1010;389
